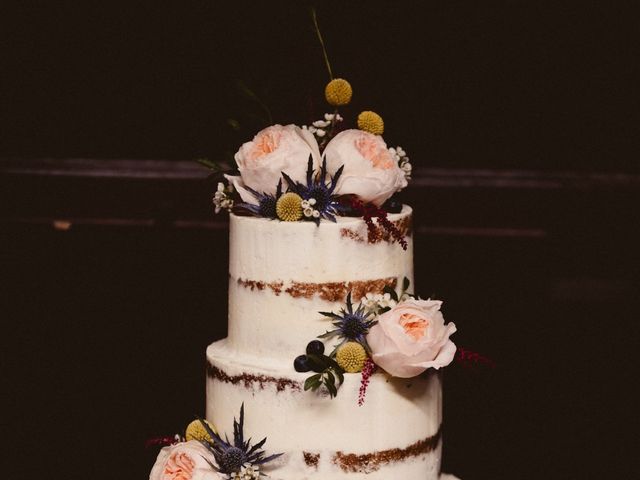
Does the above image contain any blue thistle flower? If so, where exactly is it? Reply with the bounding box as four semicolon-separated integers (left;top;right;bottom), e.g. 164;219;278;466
235;180;283;218
197;404;282;475
318;292;377;354
281;155;345;224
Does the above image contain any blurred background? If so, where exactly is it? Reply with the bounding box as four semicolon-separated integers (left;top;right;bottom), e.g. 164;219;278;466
1;1;638;479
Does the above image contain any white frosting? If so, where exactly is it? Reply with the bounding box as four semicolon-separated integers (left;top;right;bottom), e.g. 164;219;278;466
203;205;453;479
227;207;413;360
206;340;442;480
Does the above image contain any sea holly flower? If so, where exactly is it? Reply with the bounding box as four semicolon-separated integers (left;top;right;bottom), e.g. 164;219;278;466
233;179;283;218
197;404;282;477
318;291;377;354
281;155;345;224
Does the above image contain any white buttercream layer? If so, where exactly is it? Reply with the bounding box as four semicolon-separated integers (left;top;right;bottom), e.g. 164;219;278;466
206;340;442;480
227;208;413;360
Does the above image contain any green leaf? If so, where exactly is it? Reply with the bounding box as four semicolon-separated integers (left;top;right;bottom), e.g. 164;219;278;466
325;370;336;387
325;379;338;398
304;374;322;391
226;118;241;131
197;158;219;170
334;367;345;384
383;285;399;302
318;330;339;339
402;277;410;292
319;311;342;319
324;356;342;371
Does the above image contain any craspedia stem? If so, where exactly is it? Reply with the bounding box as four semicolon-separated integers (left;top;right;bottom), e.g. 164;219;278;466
311;7;333;80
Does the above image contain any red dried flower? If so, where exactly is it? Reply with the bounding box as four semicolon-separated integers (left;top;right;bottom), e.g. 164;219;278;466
358;357;377;406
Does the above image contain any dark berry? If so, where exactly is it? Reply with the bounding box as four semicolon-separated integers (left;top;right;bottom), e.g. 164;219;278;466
294;355;311;372
383;198;403;213
306;340;325;356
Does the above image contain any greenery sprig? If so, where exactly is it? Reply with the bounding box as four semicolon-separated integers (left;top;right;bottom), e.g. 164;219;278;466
303;353;345;398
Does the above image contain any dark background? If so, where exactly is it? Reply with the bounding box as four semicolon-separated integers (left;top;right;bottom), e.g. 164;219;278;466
1;1;638;479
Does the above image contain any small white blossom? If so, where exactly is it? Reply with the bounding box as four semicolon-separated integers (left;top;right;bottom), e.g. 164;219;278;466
312;119;331;128
315;129;326;137
362;292;398;313
238;464;260;480
303;207;314;217
312;209;320;218
390;145;412;181
301;200;310;209
324;113;344;122
378;293;397;309
308;198;317;206
213;181;234;214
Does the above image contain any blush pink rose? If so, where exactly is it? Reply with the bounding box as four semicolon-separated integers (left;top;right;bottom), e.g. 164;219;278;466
323;129;407;206
366;298;457;378
227;124;321;204
149;440;221;480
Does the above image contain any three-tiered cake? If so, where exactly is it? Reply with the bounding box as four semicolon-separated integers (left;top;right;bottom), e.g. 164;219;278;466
206;207;448;478
150;74;460;480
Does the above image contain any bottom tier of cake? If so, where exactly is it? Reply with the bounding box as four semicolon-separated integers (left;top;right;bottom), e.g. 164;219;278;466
206;340;445;480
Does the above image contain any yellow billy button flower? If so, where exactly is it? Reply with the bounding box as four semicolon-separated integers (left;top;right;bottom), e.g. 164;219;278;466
185;418;216;442
276;192;303;221
357;111;384;135
325;78;353;106
336;342;368;373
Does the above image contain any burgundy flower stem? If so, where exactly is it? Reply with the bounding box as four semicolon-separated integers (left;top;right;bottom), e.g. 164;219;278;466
145;436;178;449
349;198;408;250
358;358;377;406
455;346;496;369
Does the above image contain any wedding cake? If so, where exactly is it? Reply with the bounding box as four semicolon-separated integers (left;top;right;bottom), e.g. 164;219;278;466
149;77;459;480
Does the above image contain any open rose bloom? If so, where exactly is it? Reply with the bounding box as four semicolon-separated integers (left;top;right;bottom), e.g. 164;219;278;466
324;129;407;206
149;440;222;480
367;298;457;378
227;124;321;204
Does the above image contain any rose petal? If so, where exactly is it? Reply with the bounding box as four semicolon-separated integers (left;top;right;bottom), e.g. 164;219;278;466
412;339;457;370
224;175;258;205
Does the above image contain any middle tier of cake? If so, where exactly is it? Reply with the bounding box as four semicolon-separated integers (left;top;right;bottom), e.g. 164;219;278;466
206;340;443;480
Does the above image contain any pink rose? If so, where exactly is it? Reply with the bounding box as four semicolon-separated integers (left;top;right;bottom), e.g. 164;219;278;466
227;124;321;204
366;298;457;378
323;129;407;206
149;441;221;480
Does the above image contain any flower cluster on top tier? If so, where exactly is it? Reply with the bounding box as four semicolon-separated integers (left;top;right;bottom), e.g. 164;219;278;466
293;278;458;402
210;72;414;245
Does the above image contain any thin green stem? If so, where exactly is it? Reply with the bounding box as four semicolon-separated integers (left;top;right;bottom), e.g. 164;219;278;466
311;7;333;80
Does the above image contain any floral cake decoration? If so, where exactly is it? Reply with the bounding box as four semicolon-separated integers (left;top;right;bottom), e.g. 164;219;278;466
207;8;413;249
148;405;281;480
293;278;459;403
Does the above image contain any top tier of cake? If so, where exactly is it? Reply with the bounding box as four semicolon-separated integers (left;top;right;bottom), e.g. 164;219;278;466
226;206;414;361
